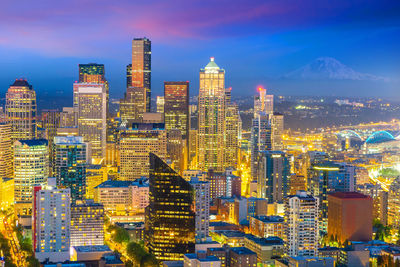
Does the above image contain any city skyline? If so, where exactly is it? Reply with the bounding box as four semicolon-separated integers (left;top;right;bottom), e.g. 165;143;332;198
0;0;399;99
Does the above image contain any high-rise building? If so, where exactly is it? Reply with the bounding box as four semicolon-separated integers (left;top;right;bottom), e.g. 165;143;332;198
41;109;60;174
118;123;167;180
308;161;356;232
59;107;77;127
167;129;185;173
387;177;400;228
270;113;284;151
131;38;151;112
71;199;104;247
14;139;49;214
78;63;106;83
53;136;87;202
224;91;239;169
120;86;147;122
126;64;132;87
190;177;210;242
145;153;195;261
198;58;226;171
328;192;372;244
33;185;70;263
253;87;273;117
256;151;290;203
156;96;165;114
0;120;13;178
0;178;14;210
284;191;319;257
250;113;272;179
5;79;37;141
75;83;107;161
164;82;189;140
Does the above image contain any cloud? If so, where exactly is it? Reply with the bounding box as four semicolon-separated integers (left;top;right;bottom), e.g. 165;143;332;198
0;0;399;56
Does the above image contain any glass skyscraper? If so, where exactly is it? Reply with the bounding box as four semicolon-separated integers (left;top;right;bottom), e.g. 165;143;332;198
53;136;87;202
145;153;195;261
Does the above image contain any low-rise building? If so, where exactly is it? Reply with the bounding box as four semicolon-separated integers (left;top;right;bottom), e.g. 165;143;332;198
244;235;284;264
249;215;284;239
184;251;221;267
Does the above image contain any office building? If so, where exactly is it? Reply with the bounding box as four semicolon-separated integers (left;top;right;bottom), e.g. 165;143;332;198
131;38;151;111
75;83;107;161
224;94;239;169
145;153;195;261
387;177;400;228
118;122;167;180
71;199;104;247
198;57;226;172
14;139;49;214
308;161;356;232
157;96;165;114
250;113;272;179
164;82;189;139
0;178;14;210
79;63;106;83
271;113;284;151
328;192;372;244
94;178;149;214
53;136;87;202
254;86;273;117
190;178;210;242
59;107;77;127
120;86;146;122
284;191;319;257
126;64;132;87
244;235;284;264
0;120;13;178
5;79;37;141
33;185;70;263
167;129;185;173
256;151;290;203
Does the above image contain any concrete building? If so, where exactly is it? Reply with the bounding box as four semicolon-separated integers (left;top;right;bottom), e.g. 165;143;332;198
228;247;257;267
33;185;70;263
328;192;372;244
74;83;107;162
184;252;221;267
71;199;104;247
284;191;319;257
0;120;13;178
244;235;284;264
190;178;210;242
249;215;284;239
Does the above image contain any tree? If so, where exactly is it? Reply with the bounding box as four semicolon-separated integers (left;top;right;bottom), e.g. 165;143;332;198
126;242;158;267
112;227;130;244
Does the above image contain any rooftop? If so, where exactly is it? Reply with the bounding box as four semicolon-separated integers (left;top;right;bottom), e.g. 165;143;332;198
245;234;284;246
229;247;256;255
15;139;48;147
251;215;284;223
95;178;148;189
11;79;32;89
329;192;370;199
72;245;111;253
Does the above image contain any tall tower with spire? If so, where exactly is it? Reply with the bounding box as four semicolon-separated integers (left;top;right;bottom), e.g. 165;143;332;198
198;57;226;171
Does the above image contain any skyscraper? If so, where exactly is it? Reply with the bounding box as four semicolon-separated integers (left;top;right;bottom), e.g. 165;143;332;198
118;123;167;180
53;136;87;202
78;63;106;83
224;94;239;169
271;113;284;151
250;113;272;178
164;82;189;139
157;96;165;114
253;86;273;117
0;119;13;178
41;109;60;174
14;139;49;215
190;177;210;242
308;161;356;232
145;153;195;261
131;38;151;112
5;79;37;141
256;151;290;203
284;191;319;257
33;185;70;263
75;83;107;161
198;57;226;171
120;86;146;122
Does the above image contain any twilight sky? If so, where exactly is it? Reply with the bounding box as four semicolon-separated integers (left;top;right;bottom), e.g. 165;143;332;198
0;0;399;103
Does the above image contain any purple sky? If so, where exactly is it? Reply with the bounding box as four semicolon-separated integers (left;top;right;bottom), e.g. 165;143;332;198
0;0;399;102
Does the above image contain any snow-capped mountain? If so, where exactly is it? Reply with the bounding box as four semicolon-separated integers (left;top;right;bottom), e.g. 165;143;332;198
283;57;388;81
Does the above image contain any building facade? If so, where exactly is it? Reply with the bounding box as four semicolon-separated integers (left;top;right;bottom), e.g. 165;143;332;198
5;79;37;141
